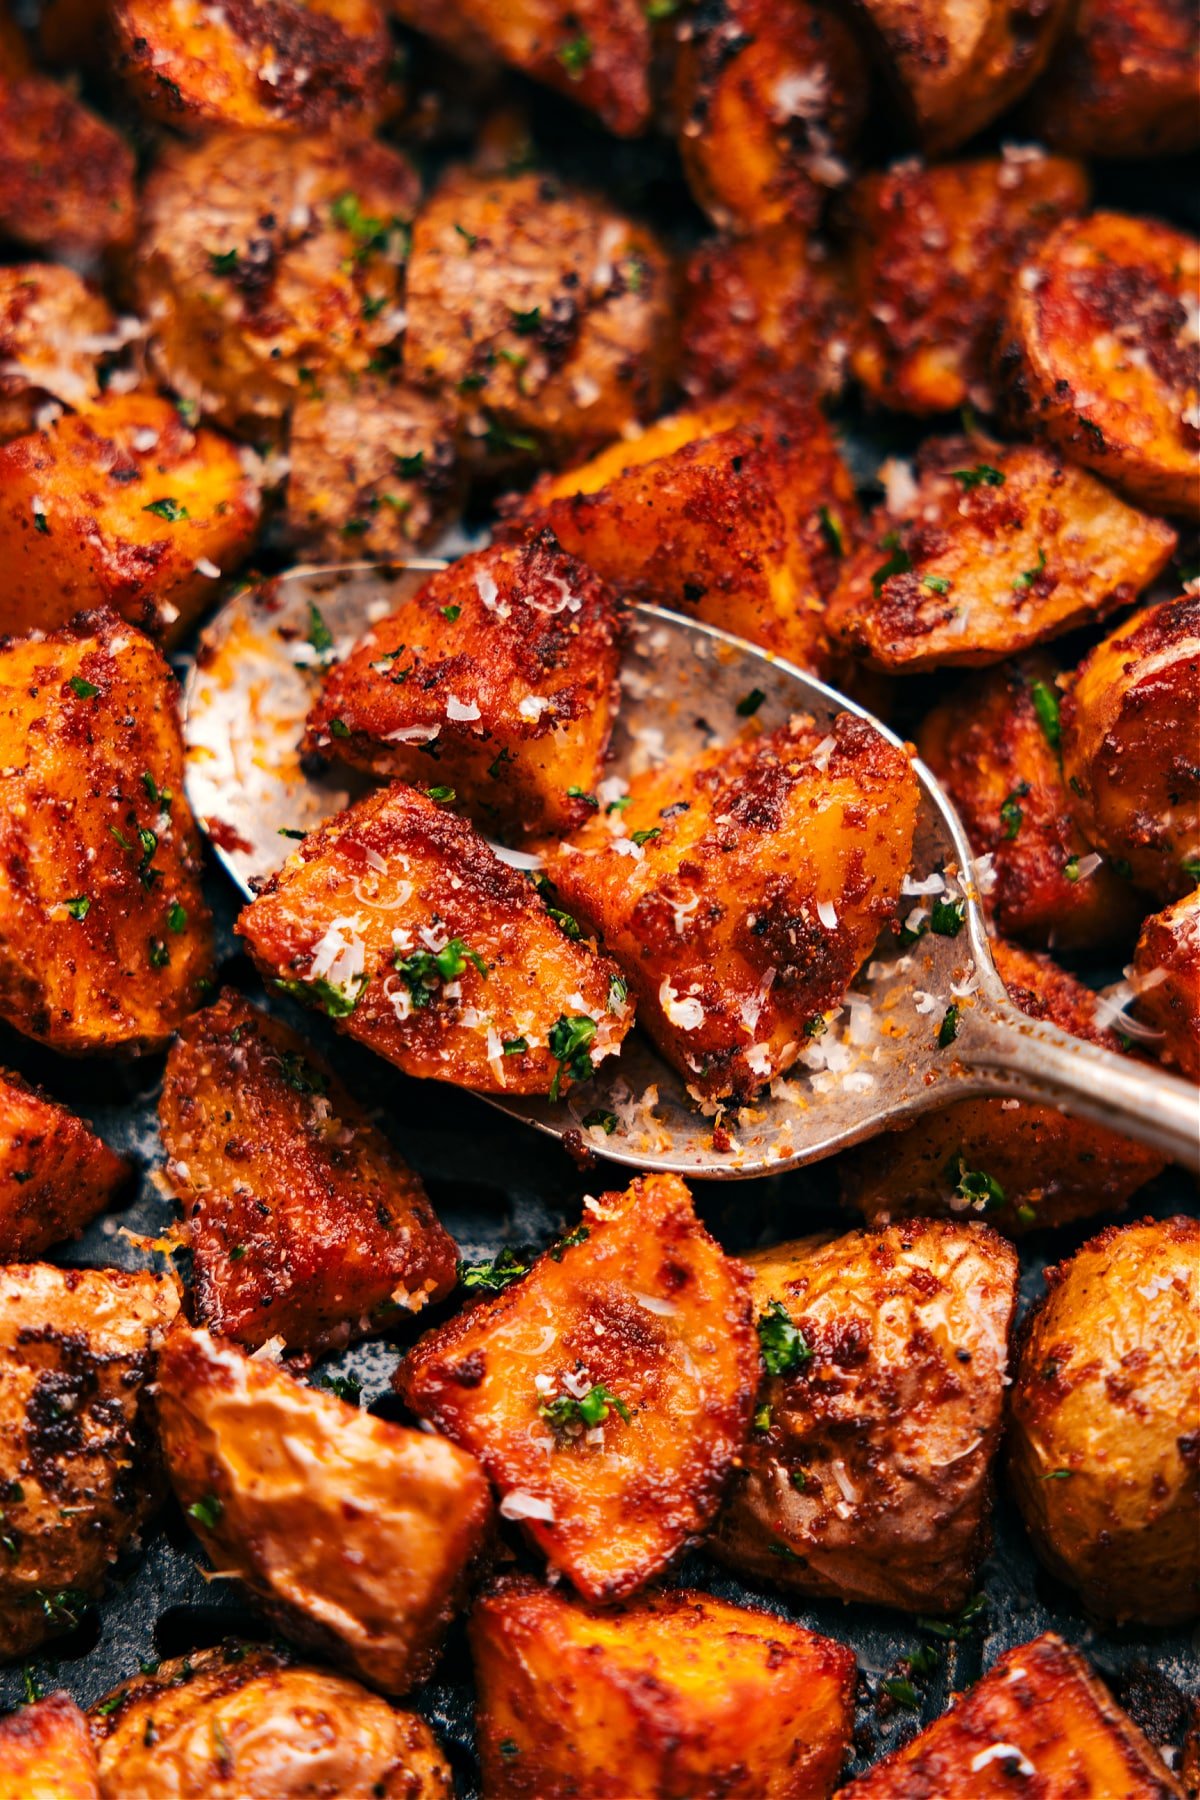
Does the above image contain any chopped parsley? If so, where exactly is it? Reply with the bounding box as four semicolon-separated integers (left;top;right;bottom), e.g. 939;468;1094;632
546;904;583;941
454;223;477;249
582;1108;617;1134
306;603;334;656
951;464;1005;489
872;532;911;589
753;1403;772;1431
440;604;461;621
631;827;661;847
64;895;90;920
567;786;599;809
736;687;766;717
426;785;456;804
329;718;351;739
68;676;99;699
920;575;951;594
1000;781;1029;841
608;973;627;1011
395;451;425;478
918;1593;987;1639
1013;547;1046;591
274;973;367;1019
938;1004;960;1049
33;511;49;535
167;902;187;934
278;827;307;840
186;1494;223;1531
37;1588;87;1628
1064;855;1081;883
881;1676;920;1710
313;1371;363;1406
557;31;593;75
817;505;844;556
606;794;632;815
502;1037;528;1055
148;939;169;969
510;306;541;335
547;1014;597;1100
459;1248;530;1293
395;938;487;1006
142;498;189;522
549;1225;589;1261
1028;678;1061;751
929;897;965;936
1182;855;1200;882
1039;1467;1073;1480
275;1050;327;1095
208;248;239;275
541;1382;630;1432
757;1299;812;1377
951;1161;1005;1210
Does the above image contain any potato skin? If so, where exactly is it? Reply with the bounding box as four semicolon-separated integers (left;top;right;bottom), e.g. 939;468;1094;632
159;992;457;1352
0;1068;128;1259
399;1174;758;1602
0;1264;179;1659
1008;1216;1200;1626
1132;889;1200;1081
0;68;135;261
1022;0;1200;158
0;1694;99;1799
0;264;115;442
999;212;1200;519
679;229;850;403
471;1575;857;1800
0;617;214;1055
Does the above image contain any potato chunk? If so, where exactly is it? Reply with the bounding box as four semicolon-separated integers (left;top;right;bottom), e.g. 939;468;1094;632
680;228;850;403
1000;212;1200;518
90;1644;453;1798
712;1220;1016;1615
159;992;457;1351
399;1173;757;1601
826;436;1176;672
1008;1216;1199;1625
842;1633;1184;1797
545;711;918;1104
0;264;115;442
472;1575;856;1799
0;1694;99;1799
237;783;631;1095
0;392;260;640
1061;595;1200;900
1023;0;1200;158
305;537;624;839
0;1263;178;1658
1132;889;1200;1081
845;153;1088;416
0;68;134;261
0;618;214;1054
0;1069;127;1258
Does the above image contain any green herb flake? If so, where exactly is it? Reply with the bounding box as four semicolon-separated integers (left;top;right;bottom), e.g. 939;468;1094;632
502;1037;528;1056
278;827;307;840
314;1371;363;1405
510;306;541;335
454;223;477;249
142;498;189;522
499;1739;519;1758
68;676;99;699
1028;678;1061;751
546;904;583;941
558;31;593;75
65;895;90;920
920;575;951;594
187;1493;223;1532
167;902;188;934
273;973;368;1019
736;687;766;717
938;1004;960;1049
33;510;49;535
426;785;456;804
148;939;169;970
631;827;661;847
440;604;461;621
881;1677;920;1710
229;1244;246;1260
1039;1467;1073;1480
951;464;1005;490
1013;547;1047;591
930;897;966;936
608;973;628;1011
818;505;844;556
757;1299;812;1378
606;794;632;815
329;718;351;739
952;1162;1005;1210
753;1403;772;1432
1064;855;1081;883
1000;781;1029;841
307;603;334;656
549;1225;589;1261
582;1108;618;1134
567;786;599;809
395;937;487;1007
459;1248;530;1293
541;1382;630;1433
871;533;912;590
547;1014;597;1101
395;451;425;479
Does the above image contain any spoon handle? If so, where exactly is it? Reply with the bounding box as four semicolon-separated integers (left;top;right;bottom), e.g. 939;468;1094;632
958;1000;1199;1173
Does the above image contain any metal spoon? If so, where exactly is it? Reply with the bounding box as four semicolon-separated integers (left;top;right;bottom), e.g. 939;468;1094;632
183;562;1199;1180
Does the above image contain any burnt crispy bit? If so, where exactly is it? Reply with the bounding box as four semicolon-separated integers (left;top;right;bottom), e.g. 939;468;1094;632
0;1692;99;1799
0;1069;128;1259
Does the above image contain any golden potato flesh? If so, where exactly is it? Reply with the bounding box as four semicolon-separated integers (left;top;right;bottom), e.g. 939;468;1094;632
90;1644;454;1798
843;1632;1185;1798
0;264;115;442
0;1694;99;1800
845;153;1089;416
158;1324;492;1694
546;711;919;1104
403;170;673;459
472;1575;857;1800
0;69;134;261
0;1068;127;1259
1000;212;1200;518
237;782;632;1095
160;992;457;1352
680;228;849;403
1024;0;1200;158
0;392;260;641
0;618;214;1054
136;131;418;436
826;435;1177;672
305;537;624;840
1062;595;1200;901
712;1219;1017;1615
1008;1216;1199;1626
400;1173;758;1602
1132;888;1200;1081
0;1263;178;1659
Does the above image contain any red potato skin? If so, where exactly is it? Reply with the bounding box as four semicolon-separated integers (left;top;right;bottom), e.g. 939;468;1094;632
0;1693;99;1799
0;70;135;261
0;1069;128;1258
1132;889;1200;1081
1022;0;1200;158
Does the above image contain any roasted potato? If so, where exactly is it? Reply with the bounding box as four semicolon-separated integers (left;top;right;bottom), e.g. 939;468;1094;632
845;152;1089;417
0;1263;178;1659
0;617;214;1055
472;1575;857;1799
545;711;919;1104
159;992;457;1351
136;131;418;436
826;435;1177;672
0;1693;99;1799
305;536;625;839
999;212;1200;519
0;264;116;442
0;1068;128;1259
1132;888;1200;1081
1061;595;1200;901
841;939;1166;1234
0;392;261;641
399;1173;758;1601
90;1643;454;1797
237;782;632;1094
1023;0;1200;158
0;63;135;262
843;1632;1185;1797
1008;1215;1200;1625
403;169;673;459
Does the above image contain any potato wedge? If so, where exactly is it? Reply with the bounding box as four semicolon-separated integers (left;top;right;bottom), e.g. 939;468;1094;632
999;212;1200;518
237;782;632;1094
842;1632;1184;1797
0;265;115;442
0;1694;99;1799
159;992;457;1351
1023;0;1200;159
545;711;919;1104
472;1575;857;1799
304;536;624;839
0;1263;178;1659
0;1068;127;1259
826;435;1177;672
1009;1216;1199;1625
0;617;214;1055
399;1173;758;1601
1132;889;1200;1081
0;68;134;262
0;392;260;641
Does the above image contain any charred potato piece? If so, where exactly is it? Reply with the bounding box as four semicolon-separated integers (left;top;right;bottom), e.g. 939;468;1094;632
0;1694;99;1799
0;264;116;441
546;712;919;1104
399;1173;758;1601
1132;889;1200;1081
237;782;632;1094
1061;595;1200;900
472;1575;857;1799
712;1219;1017;1614
305;536;624;840
999;213;1200;518
0;392;260;640
159;992;457;1351
842;1632;1184;1797
1023;0;1200;159
0;618;214;1055
136;131;418;436
90;1644;453;1797
845;153;1089;416
826;436;1177;672
0;1068;127;1258
0;67;134;262
404;170;673;458
0;1263;178;1659
1009;1216;1200;1625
